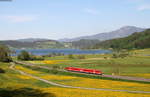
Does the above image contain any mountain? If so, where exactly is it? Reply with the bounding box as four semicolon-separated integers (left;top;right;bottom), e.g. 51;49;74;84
93;29;150;50
0;39;65;49
0;26;146;49
59;26;146;42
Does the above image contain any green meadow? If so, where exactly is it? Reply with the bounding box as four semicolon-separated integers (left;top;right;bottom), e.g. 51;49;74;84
29;49;150;78
0;49;150;97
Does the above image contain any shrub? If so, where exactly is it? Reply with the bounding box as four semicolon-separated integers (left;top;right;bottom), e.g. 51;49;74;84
50;69;59;74
0;68;5;73
18;50;31;61
112;53;118;58
112;52;129;58
18;51;44;61
0;45;12;62
30;56;44;61
118;53;129;58
68;54;74;59
52;65;60;69
104;57;107;59
50;65;60;74
77;55;85;59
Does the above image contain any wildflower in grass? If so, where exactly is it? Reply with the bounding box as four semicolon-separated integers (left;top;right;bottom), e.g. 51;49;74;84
43;60;57;64
42;87;150;97
43;60;68;64
16;75;33;79
41;75;77;80
15;66;39;74
43;75;150;92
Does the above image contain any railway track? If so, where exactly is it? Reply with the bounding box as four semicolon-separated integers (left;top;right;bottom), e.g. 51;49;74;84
102;74;150;82
14;61;150;83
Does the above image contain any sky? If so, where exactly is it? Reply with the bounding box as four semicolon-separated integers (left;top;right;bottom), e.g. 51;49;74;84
0;0;150;40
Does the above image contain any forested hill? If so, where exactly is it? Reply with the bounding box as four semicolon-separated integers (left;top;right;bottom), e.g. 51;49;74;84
0;40;65;49
71;39;100;49
94;29;150;50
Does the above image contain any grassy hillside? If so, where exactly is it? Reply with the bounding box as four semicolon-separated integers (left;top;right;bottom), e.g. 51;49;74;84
94;29;150;50
0;62;56;97
0;62;150;97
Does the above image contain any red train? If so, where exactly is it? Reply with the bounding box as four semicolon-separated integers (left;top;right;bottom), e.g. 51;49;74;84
65;67;103;75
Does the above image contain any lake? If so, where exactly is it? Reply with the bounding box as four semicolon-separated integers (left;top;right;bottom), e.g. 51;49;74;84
13;49;111;56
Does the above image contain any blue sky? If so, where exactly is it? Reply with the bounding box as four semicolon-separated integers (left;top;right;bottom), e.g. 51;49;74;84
0;0;150;40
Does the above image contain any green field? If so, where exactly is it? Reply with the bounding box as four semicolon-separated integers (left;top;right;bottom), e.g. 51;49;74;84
0;62;57;97
27;49;150;78
0;49;150;97
0;62;150;97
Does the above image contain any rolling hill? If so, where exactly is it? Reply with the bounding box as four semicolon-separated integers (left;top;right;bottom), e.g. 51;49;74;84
0;39;65;49
16;38;50;42
94;29;150;50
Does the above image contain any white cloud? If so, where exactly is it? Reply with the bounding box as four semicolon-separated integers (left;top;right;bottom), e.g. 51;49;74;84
0;15;37;23
83;8;99;15
137;4;150;11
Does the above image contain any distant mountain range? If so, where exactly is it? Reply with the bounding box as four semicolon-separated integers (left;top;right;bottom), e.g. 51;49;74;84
59;26;146;42
0;26;148;49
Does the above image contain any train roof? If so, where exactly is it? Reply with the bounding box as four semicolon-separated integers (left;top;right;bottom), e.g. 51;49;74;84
65;67;101;71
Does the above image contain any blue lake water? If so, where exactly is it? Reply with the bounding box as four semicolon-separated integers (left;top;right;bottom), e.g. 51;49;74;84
13;49;111;56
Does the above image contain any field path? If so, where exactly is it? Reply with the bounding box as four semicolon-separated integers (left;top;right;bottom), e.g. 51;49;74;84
10;62;150;94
